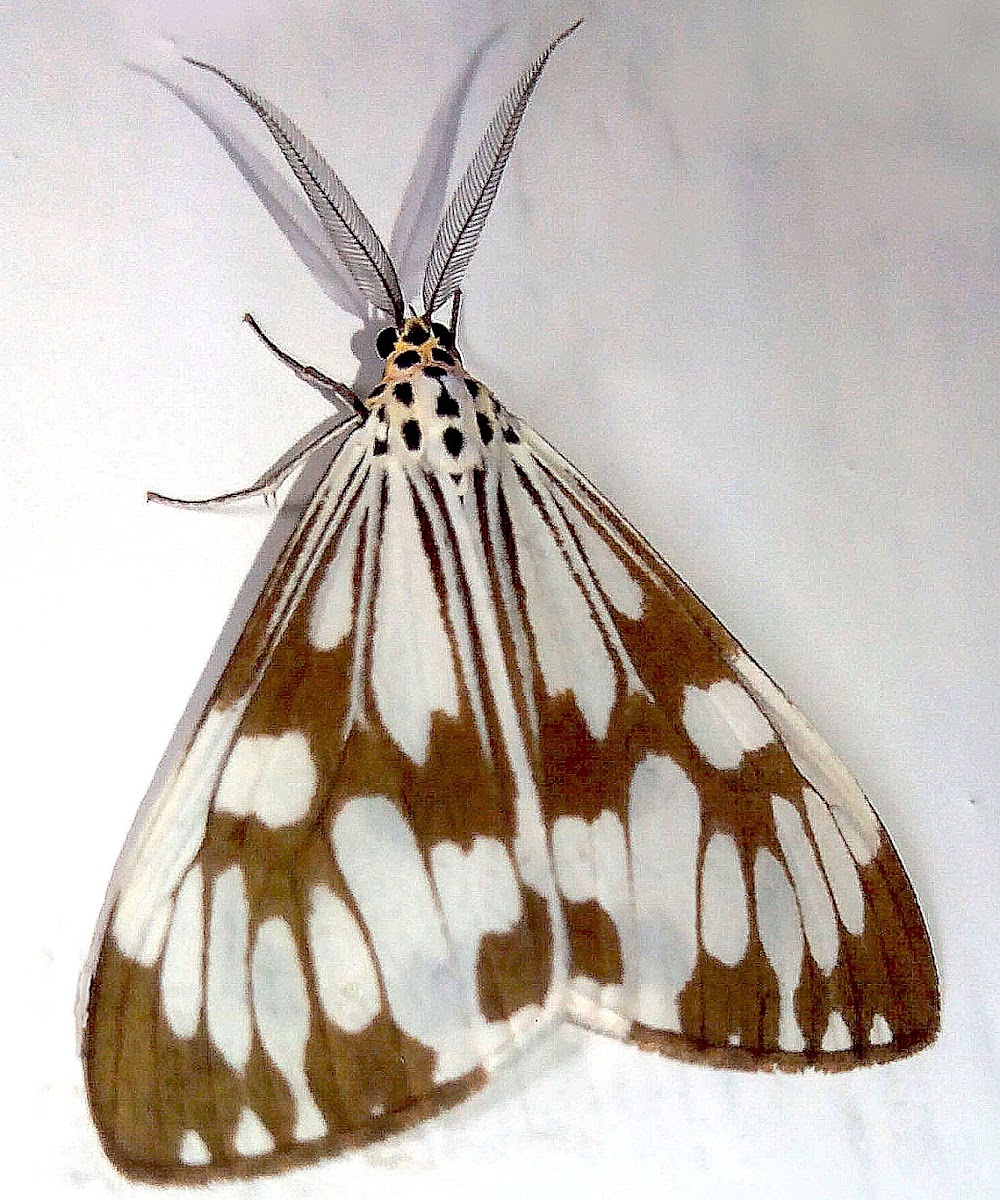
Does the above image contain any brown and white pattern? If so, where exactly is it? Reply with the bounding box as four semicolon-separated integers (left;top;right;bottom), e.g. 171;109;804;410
82;24;938;1187
83;321;939;1182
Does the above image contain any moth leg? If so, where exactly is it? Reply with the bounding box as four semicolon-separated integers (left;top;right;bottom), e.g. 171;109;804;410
147;412;360;510
244;312;368;418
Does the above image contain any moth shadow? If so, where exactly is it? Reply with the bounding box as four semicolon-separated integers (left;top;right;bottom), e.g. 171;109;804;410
364;1021;596;1171
126;63;366;322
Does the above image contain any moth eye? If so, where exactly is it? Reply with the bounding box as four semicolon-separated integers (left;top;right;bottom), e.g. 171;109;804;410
431;321;452;345
375;327;399;358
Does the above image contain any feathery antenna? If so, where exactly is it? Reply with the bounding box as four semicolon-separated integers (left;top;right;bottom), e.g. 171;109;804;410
421;19;582;318
187;58;405;325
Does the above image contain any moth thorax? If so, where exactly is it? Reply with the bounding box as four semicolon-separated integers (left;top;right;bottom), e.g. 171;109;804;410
371;317;458;391
366;317;501;484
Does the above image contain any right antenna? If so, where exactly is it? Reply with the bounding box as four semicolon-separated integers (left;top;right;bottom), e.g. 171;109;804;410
421;19;583;319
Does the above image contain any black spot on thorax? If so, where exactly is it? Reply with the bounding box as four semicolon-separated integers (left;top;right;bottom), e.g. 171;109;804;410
443;426;464;457
436;387;461;418
401;419;422;451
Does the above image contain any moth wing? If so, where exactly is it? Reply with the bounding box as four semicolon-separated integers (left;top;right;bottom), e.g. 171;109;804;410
83;433;559;1183
501;423;939;1068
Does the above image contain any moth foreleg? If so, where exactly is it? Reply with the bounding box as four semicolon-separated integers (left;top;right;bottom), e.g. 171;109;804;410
243;312;367;417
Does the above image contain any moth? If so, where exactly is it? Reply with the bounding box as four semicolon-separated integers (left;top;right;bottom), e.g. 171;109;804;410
82;22;939;1184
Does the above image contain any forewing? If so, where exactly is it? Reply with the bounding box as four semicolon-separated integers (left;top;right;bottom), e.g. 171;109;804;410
497;419;939;1069
83;430;560;1183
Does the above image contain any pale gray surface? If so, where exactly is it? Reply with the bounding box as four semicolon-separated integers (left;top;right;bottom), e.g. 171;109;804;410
3;1;997;1196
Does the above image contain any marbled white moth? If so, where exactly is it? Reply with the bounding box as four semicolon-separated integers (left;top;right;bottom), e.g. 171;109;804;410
81;20;939;1184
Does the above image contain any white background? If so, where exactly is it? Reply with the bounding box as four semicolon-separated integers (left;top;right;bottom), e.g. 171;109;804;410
3;1;998;1196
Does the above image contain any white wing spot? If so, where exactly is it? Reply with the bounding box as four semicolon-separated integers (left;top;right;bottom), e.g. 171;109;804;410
821;1010;853;1052
206;865;251;1072
551;815;594;904
309;500;365;649
772;795;839;974
214;731;317;828
431;837;521;944
869;1013;893;1046
831;805;879;869
307;884;382;1034
551;810;632;985
700;832;750;967
506;468;616;738
567;981;631;1039
233;1108;275;1158
431;836;525;1068
160;863;204;1039
251;918;327;1143
682;680;774;770
112;707;239;965
332;795;479;1084
729;651;880;864
372;464;459;763
475;1002;547;1066
178;1129;210;1166
628;755;701;1033
754;847;805;1052
804;788;865;936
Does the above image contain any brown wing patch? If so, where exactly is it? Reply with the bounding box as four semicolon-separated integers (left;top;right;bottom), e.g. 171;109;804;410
477;886;554;1021
564;899;624;986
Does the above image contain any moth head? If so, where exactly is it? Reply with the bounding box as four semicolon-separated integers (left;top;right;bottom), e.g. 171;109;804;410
375;318;457;363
